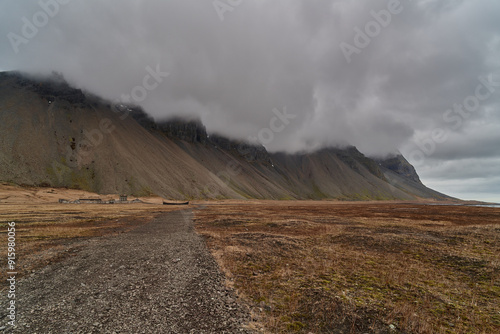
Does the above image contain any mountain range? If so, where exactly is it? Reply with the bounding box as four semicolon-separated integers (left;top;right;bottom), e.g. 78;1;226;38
0;71;450;200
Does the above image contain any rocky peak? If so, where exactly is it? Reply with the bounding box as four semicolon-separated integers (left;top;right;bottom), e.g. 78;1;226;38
375;154;422;184
209;134;272;163
157;118;209;144
8;71;89;106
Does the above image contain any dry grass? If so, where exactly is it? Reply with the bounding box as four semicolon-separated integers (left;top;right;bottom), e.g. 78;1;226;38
2;183;499;333
0;184;179;282
195;202;500;333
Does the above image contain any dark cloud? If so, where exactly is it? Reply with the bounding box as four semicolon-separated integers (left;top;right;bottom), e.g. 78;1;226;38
1;0;499;201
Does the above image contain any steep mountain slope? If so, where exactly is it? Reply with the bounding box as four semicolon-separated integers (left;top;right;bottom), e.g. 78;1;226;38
0;72;449;200
376;154;449;200
0;72;232;199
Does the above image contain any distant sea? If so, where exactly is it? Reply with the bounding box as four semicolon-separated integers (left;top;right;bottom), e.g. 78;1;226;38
426;203;500;208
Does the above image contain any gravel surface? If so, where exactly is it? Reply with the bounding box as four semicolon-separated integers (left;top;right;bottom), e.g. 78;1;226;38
0;209;255;333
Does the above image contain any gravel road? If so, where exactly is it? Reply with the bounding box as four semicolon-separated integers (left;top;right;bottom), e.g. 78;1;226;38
0;209;255;333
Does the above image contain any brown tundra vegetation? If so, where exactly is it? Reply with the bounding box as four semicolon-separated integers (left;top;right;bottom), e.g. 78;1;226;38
1;184;499;333
195;201;500;334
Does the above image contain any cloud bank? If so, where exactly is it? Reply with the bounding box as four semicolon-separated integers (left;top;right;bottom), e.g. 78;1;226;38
1;0;499;200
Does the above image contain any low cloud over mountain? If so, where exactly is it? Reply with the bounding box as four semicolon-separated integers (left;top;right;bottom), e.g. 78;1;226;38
1;0;499;200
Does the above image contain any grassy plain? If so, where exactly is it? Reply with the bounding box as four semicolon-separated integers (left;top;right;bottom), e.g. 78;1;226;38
1;183;499;333
0;184;177;281
195;201;500;333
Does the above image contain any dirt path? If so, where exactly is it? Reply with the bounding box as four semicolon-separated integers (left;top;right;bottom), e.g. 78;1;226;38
0;209;255;333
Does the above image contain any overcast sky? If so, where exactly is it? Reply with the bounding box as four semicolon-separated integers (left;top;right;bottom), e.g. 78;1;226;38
1;0;499;202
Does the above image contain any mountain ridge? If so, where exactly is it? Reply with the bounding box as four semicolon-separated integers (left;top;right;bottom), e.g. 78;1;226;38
0;71;450;200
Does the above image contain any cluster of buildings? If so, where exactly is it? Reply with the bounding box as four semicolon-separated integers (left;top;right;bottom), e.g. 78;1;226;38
59;195;142;204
